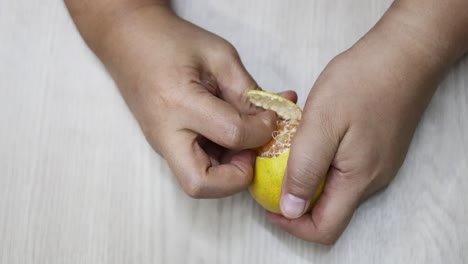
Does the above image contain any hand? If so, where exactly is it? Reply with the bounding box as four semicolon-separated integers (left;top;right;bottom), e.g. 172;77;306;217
268;1;467;244
73;4;289;198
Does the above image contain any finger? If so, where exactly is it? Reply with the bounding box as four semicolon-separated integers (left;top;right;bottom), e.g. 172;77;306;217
269;169;362;244
164;130;257;198
212;51;260;113
209;44;299;114
184;90;276;150
280;105;341;219
278;90;298;103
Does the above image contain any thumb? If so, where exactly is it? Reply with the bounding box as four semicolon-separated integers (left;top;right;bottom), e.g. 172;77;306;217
280;110;340;219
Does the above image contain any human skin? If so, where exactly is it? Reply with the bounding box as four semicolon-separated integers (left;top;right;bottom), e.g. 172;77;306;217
65;0;296;198
65;0;468;243
274;0;468;244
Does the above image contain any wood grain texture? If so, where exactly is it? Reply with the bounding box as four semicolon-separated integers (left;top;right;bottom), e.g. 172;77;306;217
1;0;467;263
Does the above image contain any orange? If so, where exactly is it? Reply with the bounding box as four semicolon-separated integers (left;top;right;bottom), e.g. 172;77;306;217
247;90;325;214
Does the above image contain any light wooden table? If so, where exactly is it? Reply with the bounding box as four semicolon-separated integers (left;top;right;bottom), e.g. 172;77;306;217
1;1;467;263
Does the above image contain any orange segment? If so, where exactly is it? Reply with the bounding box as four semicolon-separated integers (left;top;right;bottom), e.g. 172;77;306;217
258;119;299;158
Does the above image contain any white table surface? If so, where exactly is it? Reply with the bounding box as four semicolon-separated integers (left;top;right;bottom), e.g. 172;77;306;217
1;1;467;263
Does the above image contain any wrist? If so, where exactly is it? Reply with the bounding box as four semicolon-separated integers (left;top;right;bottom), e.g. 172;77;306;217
347;4;459;97
77;3;179;89
67;1;174;60
383;1;468;63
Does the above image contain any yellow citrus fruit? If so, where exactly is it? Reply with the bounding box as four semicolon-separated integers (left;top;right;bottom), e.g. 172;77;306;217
247;90;302;121
247;90;326;214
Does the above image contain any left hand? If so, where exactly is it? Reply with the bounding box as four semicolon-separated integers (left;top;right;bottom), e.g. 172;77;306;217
267;1;465;244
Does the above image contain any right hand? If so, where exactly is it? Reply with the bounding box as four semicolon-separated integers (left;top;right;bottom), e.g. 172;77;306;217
94;4;293;198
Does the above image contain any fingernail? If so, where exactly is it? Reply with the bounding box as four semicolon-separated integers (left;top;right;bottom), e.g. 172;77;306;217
281;194;306;219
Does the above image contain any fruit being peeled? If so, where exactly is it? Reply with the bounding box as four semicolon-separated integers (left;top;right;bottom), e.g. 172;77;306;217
247;90;325;214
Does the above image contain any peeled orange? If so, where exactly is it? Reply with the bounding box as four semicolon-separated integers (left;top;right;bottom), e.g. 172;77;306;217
247;90;325;214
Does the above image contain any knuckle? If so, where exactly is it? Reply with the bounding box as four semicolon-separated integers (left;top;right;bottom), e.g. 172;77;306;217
366;164;393;191
323;52;350;74
286;174;321;199
160;88;184;108
318;234;339;245
182;174;206;198
382;178;392;188
287;158;325;196
221;42;239;59
314;225;339;245
374;172;393;190
287;172;313;190
317;112;340;145
223;118;246;148
211;40;240;63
